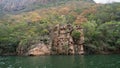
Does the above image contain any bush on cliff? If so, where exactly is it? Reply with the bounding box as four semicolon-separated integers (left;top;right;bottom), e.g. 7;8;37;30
71;30;81;42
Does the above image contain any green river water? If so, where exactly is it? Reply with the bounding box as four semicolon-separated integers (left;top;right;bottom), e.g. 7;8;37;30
0;55;120;68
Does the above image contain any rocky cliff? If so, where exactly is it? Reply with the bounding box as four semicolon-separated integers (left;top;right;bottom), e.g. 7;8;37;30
25;24;84;56
0;0;53;11
51;24;84;55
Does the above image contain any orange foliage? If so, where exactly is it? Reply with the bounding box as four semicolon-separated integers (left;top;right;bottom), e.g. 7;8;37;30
75;5;99;24
58;7;71;15
75;15;87;24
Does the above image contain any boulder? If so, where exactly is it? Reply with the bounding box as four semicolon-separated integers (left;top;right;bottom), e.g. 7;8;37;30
26;43;50;56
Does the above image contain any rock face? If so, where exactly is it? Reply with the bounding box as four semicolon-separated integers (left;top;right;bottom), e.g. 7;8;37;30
26;43;50;56
0;0;58;11
51;24;84;55
17;24;84;56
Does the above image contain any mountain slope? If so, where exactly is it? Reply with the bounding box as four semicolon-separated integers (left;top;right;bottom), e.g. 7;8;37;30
0;0;95;23
0;0;95;13
0;0;58;11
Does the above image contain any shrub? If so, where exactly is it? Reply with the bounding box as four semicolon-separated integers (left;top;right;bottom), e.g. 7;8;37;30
71;30;81;40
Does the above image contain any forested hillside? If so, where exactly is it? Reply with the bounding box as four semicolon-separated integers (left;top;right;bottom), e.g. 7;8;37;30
0;0;120;55
0;0;94;14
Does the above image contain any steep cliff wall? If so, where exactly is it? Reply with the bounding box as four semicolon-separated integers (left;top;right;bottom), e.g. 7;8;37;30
25;24;85;56
51;24;84;55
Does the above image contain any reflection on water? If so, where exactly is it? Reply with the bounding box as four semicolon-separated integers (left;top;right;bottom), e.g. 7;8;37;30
0;55;120;68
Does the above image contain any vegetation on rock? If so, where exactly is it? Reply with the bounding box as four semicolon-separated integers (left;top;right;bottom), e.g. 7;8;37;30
0;0;120;55
71;30;81;40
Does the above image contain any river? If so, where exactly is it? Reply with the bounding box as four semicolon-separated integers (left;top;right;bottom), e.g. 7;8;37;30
0;55;120;68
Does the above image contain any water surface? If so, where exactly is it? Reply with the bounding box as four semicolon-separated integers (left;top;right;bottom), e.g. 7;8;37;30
0;55;120;68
